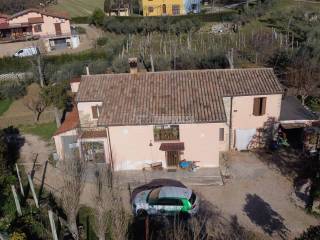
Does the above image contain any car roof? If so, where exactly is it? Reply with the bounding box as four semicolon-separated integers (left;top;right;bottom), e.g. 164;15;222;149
158;186;192;199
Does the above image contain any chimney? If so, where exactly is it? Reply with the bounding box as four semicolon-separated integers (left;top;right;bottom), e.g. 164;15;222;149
85;64;90;75
128;57;138;74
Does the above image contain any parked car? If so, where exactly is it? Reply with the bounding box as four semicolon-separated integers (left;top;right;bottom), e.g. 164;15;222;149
132;182;199;218
13;47;39;57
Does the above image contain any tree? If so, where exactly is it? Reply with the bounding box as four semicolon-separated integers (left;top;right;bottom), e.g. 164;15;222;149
104;0;114;15
0;130;8;176
90;8;106;26
92;167;113;240
41;82;69;127
22;83;46;122
286;57;320;105
60;150;87;240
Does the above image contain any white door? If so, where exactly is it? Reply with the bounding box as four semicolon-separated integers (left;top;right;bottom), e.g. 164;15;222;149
235;129;256;151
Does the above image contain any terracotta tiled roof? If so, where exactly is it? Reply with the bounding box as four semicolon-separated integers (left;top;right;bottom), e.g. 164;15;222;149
80;130;108;139
9;8;70;20
0;13;10;19
70;77;81;83
28;17;44;24
76;68;283;126
54;106;79;136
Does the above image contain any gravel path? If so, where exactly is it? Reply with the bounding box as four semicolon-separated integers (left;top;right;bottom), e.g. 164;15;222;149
197;152;319;240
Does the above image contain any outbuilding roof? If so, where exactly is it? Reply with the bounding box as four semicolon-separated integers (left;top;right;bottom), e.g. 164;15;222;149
54;106;79;136
279;96;318;122
9;8;70;20
76;68;283;126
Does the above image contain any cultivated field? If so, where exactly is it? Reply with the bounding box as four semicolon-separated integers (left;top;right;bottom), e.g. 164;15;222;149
49;0;104;17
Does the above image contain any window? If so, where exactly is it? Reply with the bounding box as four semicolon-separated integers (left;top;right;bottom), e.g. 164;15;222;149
172;5;180;15
219;128;224;141
34;24;42;32
253;97;266;116
154;125;179;141
157;198;183;206
91;105;102;119
148;6;154;13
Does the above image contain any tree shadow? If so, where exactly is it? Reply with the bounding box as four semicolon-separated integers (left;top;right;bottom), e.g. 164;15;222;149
243;193;289;239
130;197;256;240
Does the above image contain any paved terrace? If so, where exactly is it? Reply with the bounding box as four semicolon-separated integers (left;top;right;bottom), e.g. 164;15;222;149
86;164;224;188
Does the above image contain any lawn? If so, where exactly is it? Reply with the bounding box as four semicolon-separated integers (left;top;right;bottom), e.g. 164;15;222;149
49;0;104;17
19;122;57;141
0;99;13;116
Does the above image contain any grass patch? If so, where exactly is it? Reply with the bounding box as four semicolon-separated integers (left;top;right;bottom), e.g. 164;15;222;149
0;99;13;116
19;122;57;141
49;0;104;18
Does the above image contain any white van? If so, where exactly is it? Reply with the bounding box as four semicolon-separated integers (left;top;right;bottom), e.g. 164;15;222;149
13;47;39;57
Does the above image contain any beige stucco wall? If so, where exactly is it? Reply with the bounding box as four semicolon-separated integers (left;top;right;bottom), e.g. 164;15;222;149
9;12;71;37
231;94;282;129
70;82;80;93
78;102;103;128
108;123;228;171
230;94;282;148
53;129;77;159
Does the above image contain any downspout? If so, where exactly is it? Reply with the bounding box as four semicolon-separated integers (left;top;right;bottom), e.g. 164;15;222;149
106;126;114;171
228;96;233;151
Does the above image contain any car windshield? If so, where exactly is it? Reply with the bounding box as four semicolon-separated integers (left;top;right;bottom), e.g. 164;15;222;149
147;188;161;204
189;192;196;204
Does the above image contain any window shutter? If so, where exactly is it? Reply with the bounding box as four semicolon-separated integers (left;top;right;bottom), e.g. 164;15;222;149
219;128;224;141
98;106;103;115
253;98;260;116
91;106;98;119
261;97;267;115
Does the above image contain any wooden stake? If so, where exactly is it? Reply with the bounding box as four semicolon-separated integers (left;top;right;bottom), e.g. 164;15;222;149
11;185;22;216
15;163;24;197
48;210;59;240
27;173;39;208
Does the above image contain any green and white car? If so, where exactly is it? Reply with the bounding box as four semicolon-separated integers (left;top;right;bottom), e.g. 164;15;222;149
132;186;199;217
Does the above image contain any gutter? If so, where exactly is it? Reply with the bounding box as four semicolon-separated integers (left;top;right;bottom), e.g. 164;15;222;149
106;127;114;171
228;96;233;150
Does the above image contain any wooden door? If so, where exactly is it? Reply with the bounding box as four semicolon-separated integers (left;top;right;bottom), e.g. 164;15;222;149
54;23;62;35
166;151;180;167
162;4;167;14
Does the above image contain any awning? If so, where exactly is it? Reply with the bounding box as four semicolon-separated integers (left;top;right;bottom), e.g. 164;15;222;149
281;123;308;129
159;142;184;151
80;130;107;139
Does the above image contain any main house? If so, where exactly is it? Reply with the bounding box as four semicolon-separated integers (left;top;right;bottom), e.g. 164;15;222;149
54;66;285;171
142;0;201;16
0;8;78;51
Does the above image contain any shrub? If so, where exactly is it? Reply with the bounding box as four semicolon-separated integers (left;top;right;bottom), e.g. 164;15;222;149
89;8;105;26
96;37;108;46
10;232;27;240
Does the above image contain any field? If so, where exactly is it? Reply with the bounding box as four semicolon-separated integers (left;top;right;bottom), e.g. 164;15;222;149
49;0;104;17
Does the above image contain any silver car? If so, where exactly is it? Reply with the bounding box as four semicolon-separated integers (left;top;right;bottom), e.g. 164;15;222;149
132;186;199;217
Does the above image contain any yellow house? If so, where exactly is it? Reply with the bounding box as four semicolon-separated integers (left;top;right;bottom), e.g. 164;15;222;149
142;0;185;16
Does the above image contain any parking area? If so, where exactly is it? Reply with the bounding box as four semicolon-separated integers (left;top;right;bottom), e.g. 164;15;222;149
196;151;318;239
19;134;318;239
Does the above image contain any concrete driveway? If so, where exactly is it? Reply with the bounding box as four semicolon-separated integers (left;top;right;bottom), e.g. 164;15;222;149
196;151;319;240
